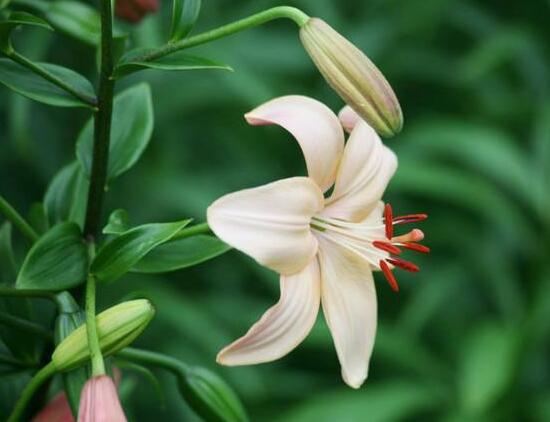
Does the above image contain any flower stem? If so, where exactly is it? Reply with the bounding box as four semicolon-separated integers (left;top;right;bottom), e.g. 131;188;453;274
0;195;38;242
83;0;115;240
117;347;189;373
0;311;53;341
3;50;98;107
126;6;309;64
85;274;105;376
7;361;56;422
172;222;211;241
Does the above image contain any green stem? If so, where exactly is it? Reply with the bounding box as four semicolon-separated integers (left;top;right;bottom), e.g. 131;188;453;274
83;0;115;239
126;6;309;64
85;274;105;376
118;347;188;373
0;195;38;242
172;222;211;241
3;50;97;107
7;362;56;422
0;312;53;341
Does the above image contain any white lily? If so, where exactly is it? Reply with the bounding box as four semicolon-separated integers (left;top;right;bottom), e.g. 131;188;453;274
207;96;428;388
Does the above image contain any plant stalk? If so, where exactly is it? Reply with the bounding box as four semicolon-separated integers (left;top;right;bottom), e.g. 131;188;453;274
172;222;211;241
0;195;38;242
83;0;115;240
85;274;105;376
7;362;56;422
126;6;309;64
118;347;189;373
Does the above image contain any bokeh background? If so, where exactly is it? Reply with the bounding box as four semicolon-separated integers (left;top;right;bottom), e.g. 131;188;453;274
1;0;549;420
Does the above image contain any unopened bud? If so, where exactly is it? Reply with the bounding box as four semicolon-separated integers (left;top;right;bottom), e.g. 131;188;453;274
300;18;403;137
115;0;159;23
52;299;155;372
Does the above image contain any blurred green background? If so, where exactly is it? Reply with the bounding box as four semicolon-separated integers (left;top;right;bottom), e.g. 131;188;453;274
1;0;550;420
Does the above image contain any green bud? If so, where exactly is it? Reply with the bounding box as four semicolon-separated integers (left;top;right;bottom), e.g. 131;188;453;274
300;18;403;137
178;366;248;422
52;299;155;372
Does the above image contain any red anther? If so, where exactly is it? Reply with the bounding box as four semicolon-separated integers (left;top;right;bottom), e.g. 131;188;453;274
384;204;393;239
393;214;428;224
401;242;430;254
387;257;420;272
379;260;399;292
373;241;402;255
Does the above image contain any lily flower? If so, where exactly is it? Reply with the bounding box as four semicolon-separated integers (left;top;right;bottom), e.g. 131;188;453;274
77;375;126;422
207;96;428;388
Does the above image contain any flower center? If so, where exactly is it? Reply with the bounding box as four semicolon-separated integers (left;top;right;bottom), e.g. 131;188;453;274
311;204;429;292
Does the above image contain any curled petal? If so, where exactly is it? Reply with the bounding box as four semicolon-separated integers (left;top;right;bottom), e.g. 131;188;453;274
338;105;361;133
217;260;321;365
323;121;397;222
317;237;377;388
245;95;345;192
207;177;324;275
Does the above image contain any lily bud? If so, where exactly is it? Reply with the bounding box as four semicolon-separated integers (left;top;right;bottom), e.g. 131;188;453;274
300;18;403;137
115;0;159;23
78;375;127;422
52;300;155;372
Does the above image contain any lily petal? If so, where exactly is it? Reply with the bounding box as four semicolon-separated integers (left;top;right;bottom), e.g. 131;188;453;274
245;95;345;192
323;121;397;222
338;105;361;133
207;177;324;275
217;260;321;365
317;237;377;388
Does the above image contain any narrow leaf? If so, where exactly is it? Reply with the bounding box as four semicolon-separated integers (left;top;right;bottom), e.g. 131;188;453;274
133;235;230;273
16;223;88;290
115;50;232;78
45;0;100;45
103;209;131;235
170;0;201;41
0;58;95;108
92;220;191;283
0;11;52;51
76;83;154;181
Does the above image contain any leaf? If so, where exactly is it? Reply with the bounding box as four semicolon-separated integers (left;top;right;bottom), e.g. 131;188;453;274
16;223;88;291
92;220;191;283
44;0;100;45
0;11;53;51
0;223;16;281
170;0;201;41
133;235;230;273
44;161;89;228
178;366;249;422
103;209;131;235
27;202;49;234
0;58;95;108
115;50;233;78
76;83;154;181
458;323;520;415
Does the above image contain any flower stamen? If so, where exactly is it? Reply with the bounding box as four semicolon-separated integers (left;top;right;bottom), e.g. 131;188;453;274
384;204;393;239
379;260;399;292
373;241;401;255
387;257;420;272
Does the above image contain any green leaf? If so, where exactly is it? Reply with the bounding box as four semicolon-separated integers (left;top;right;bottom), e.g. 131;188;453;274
76;83;154;181
178;366;248;422
27;202;49;234
133;235;230;273
458;323;520;415
115;50;233;78
0;58;95;108
103;209;131;235
16;223;88;291
0;223;16;281
44;0;100;45
0;11;53;50
92;220;191;283
44;161;88;227
54;292;88;416
170;0;201;41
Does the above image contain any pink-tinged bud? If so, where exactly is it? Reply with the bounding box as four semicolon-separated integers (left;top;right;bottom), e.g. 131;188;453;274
300;18;403;138
32;392;74;422
77;376;127;422
115;0;159;23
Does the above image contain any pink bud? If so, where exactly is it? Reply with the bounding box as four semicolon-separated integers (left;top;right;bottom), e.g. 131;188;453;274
77;376;127;422
32;392;75;422
115;0;159;23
